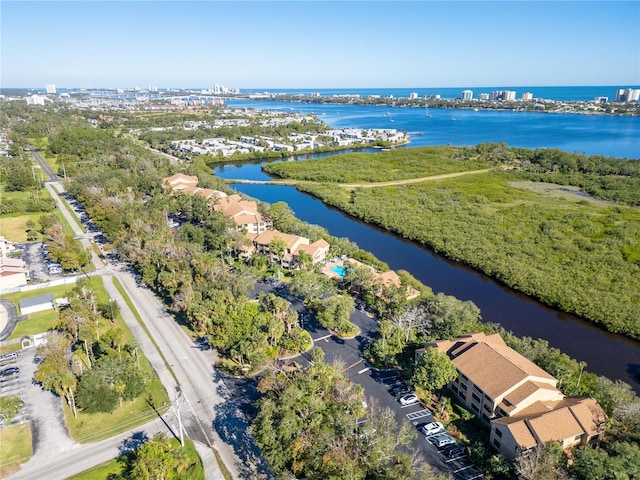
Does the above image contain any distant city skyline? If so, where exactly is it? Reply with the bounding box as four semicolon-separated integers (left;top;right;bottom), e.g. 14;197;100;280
2;1;639;89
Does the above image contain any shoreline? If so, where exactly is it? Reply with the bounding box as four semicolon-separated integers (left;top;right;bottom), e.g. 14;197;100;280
224;94;640;117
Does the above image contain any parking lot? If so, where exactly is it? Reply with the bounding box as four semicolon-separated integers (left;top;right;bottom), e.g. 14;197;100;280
350;368;485;480
0;351;30;427
19;241;68;282
242;281;487;480
0;347;75;459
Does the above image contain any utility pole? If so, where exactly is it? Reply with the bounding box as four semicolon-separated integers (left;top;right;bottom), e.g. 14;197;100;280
173;388;185;447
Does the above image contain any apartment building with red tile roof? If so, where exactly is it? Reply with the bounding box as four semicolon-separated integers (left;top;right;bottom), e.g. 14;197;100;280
418;333;606;459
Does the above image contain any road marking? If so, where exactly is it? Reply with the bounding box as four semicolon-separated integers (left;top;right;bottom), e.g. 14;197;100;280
467;473;485;480
357;366;370;374
342;359;363;373
313;334;332;342
445;456;469;463
453;465;473;474
406;409;432;421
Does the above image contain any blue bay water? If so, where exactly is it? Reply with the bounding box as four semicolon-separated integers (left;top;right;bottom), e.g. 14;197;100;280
227;96;640;159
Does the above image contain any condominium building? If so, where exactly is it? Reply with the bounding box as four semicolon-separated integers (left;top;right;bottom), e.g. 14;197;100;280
490;90;516;101
461;90;473;100
615;88;640;103
417;333;606;459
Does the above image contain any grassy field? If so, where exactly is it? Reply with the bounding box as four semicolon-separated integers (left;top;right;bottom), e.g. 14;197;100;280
61;277;171;443
1;276;170;447
0;185;76;242
65;459;122;480
65;364;169;443
0;423;32;478
67;438;203;480
1;277;111;340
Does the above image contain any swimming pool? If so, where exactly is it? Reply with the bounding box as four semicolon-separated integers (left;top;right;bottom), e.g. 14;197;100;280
331;265;348;278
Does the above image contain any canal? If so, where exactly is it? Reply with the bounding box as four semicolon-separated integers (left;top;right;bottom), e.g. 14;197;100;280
215;158;640;392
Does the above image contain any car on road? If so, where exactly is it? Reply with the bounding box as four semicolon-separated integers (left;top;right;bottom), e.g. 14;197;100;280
0;366;20;377
398;393;419;406
418;421;445;436
429;433;456;448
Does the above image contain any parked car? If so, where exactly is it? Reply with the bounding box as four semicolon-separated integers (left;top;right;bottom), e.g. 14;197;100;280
443;444;467;458
418;421;445;436
398;394;419;406
389;384;411;397
429;433;456;448
0;352;18;363
0;366;20;377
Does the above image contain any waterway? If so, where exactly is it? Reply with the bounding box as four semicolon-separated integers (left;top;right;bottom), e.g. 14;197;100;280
214;103;640;392
227;98;640;160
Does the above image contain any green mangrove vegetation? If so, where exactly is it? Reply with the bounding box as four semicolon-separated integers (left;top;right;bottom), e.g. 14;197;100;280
264;144;640;339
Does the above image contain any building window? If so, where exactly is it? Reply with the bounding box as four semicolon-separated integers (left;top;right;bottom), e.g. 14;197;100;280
471;403;480;413
483;403;491;413
460;382;467;391
495;428;502;438
473;384;483;394
496;408;507;418
493;439;501;449
451;385;459;394
482;414;490;423
460;373;468;381
472;393;481;403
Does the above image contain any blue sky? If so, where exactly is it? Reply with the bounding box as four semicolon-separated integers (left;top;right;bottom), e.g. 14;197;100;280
2;1;639;89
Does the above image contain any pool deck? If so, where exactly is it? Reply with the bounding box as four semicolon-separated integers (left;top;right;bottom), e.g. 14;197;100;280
322;258;346;279
321;257;370;279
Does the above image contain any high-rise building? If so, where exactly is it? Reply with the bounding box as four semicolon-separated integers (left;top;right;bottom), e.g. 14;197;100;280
45;84;56;94
26;95;47;105
478;93;489;101
615;88;640;103
491;90;516;101
409;92;418;99
461;90;473;100
521;92;533;101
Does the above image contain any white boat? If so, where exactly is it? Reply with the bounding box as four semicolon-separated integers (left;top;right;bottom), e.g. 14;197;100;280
425;105;431;117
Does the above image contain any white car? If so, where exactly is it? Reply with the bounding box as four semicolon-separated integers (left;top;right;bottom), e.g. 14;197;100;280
429;433;456;448
419;421;445;436
398;394;419;406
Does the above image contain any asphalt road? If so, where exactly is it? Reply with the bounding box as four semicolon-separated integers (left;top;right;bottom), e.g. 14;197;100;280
22;146;480;478
10;158;259;479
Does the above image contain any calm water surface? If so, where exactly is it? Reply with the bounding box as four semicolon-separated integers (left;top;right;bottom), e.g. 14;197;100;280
227;99;640;159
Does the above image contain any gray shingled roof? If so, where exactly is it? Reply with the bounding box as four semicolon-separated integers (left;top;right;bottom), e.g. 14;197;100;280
19;293;54;309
